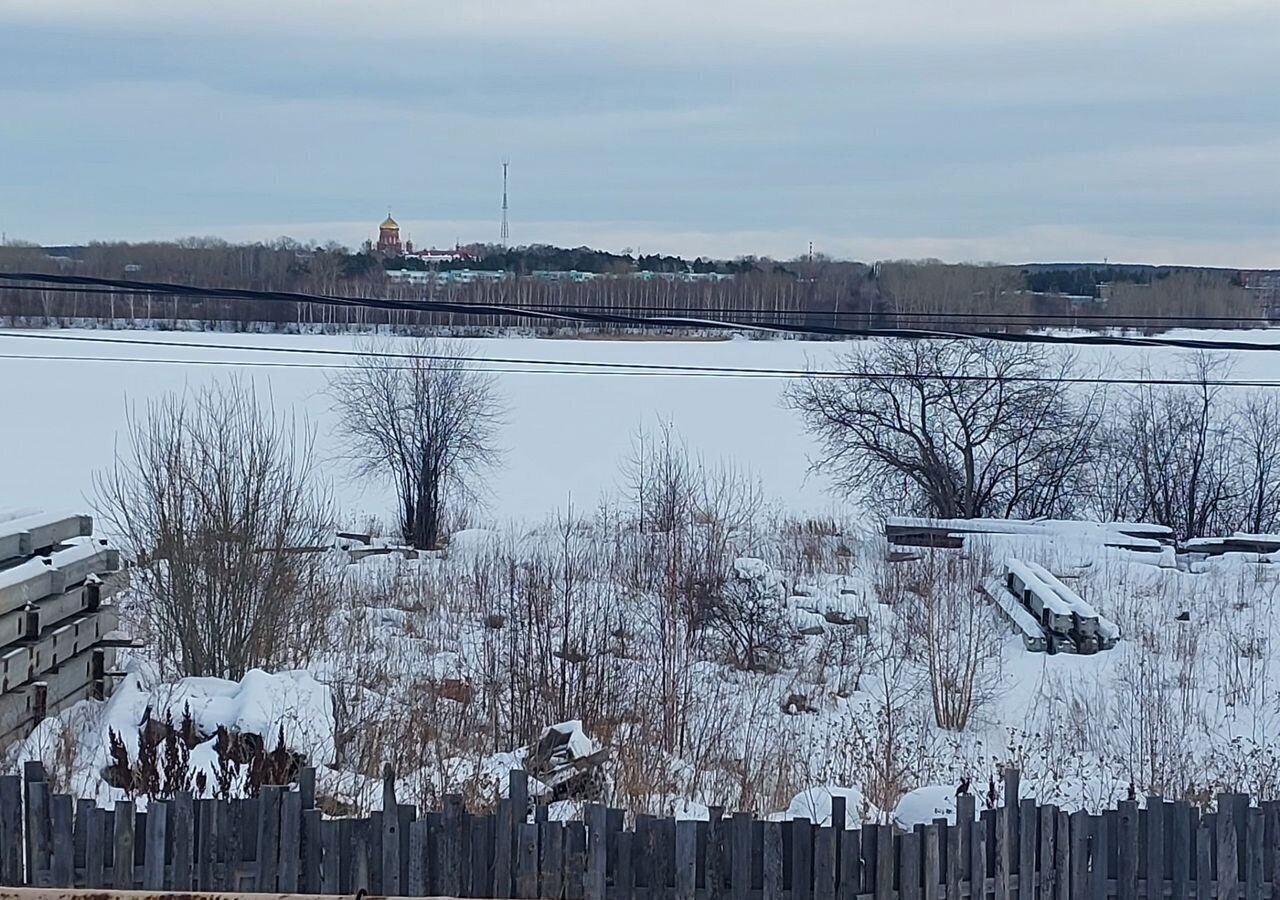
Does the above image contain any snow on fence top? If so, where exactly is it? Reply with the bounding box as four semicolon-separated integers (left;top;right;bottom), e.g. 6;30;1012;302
0;510;127;750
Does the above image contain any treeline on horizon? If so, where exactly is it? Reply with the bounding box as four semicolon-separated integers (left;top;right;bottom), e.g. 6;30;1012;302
0;237;1268;334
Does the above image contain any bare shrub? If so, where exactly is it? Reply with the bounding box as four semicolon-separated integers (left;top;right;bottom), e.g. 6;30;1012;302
914;547;1004;730
703;561;794;673
95;378;339;679
330;338;502;550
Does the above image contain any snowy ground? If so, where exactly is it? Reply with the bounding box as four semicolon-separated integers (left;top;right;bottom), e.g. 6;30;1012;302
2;328;1279;525
4;328;1280;821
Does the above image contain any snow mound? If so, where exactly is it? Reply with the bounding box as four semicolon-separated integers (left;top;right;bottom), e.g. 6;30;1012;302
784;785;876;828
893;785;976;828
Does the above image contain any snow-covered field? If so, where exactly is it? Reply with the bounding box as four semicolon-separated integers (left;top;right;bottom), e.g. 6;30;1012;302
2;328;1279;525
4;327;1280;821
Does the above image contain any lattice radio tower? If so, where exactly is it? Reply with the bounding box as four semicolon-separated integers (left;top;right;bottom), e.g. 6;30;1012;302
500;160;510;246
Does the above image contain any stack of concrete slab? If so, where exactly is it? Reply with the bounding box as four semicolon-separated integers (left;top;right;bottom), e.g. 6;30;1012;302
0;511;128;748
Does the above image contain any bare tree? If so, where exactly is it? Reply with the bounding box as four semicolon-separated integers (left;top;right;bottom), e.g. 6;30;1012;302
329;339;503;550
1117;354;1239;540
787;339;1100;520
1236;392;1280;535
95;379;338;680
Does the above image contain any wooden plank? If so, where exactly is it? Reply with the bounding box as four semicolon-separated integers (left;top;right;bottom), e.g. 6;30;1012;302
1221;797;1241;900
170;792;193;891
256;785;282;893
972;813;989;900
195;799;215;891
49;794;73;888
320;819;340;895
566;821;587;900
225;799;244;891
676;820;697;900
876;824;893;900
763;822;783;900
706;810;725;900
792;817;813;900
142;801;167;890
540;822;563;900
1068;812;1089;900
277;789;301;893
1018;800;1036;900
1091;814;1108;900
816;826;838;900
352;819;371;894
298;767;316;810
1265;803;1280;900
616;831;635;900
1117;800;1138;900
832;796;848;831
1246;808;1263;900
1148;799;1165;900
1195;813;1212;900
1002;771;1020;900
441;795;464;897
516;821;539;900
901;830;921;900
994;806;1010;900
586;804;609;900
111;801;135;890
1053;810;1069;900
923;823;940;900
299;808;321;895
495;797;514;900
381;770;401;897
26;778;50;884
1039;805;1056;900
841;826;863;900
658;818;677;900
83;807;105;889
0;776;22;887
72;800;94;888
510;770;529;827
948;804;967;900
406;819;428;897
1170;803;1190;900
735;813;755;900
470;812;491;899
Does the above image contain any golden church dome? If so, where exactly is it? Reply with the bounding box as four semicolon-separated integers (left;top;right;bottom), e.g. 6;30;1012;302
380;215;399;231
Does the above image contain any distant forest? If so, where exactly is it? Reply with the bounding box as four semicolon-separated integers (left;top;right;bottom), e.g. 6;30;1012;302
0;238;1269;335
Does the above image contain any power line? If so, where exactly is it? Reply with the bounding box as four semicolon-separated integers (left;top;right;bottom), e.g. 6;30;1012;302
4;331;1280;388
2;271;1279;353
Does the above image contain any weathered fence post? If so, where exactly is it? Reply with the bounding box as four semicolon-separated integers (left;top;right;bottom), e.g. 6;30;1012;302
763;821;784;900
48;793;73;888
111;799;136;889
381;765;400;896
142;799;168;889
1220;795;1241;900
0;774;22;887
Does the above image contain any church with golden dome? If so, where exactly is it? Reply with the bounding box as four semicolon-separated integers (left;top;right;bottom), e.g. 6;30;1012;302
376;214;402;256
372;212;473;263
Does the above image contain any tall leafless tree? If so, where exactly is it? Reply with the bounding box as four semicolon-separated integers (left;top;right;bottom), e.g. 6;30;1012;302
329;339;503;550
95;379;338;679
787;339;1101;520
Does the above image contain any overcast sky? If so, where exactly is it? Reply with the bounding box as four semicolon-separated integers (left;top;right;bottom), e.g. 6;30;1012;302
1;1;1276;266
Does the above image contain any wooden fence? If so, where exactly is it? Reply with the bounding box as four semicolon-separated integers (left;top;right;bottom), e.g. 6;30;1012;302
3;764;1279;899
